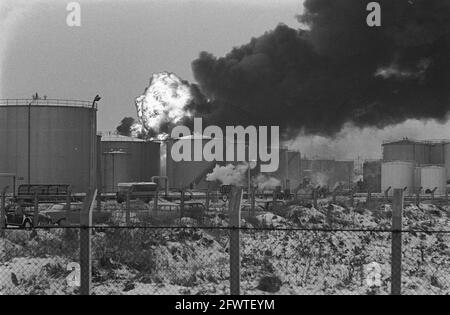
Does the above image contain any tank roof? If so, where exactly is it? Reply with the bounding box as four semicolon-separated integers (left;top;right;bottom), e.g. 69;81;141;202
100;133;147;142
0;99;95;109
383;138;450;145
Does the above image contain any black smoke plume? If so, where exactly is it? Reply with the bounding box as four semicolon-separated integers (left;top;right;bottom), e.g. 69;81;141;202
191;0;450;138
116;117;136;137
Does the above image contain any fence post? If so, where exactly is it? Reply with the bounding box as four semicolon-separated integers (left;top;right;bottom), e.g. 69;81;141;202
229;186;243;296
154;185;159;211
96;191;102;212
206;184;210;212
66;189;71;225
391;188;403;296
385;187;391;201
0;186;8;237
350;189;354;207
33;192;39;227
250;186;256;215
80;189;97;296
180;189;185;219
313;189;318;209
125;191;130;226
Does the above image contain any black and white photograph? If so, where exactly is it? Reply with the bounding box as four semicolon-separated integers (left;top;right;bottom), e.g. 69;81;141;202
1;0;450;301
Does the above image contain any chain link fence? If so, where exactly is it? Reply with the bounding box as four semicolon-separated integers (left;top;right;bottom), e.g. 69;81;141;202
1;187;450;295
0;228;80;295
1;226;449;295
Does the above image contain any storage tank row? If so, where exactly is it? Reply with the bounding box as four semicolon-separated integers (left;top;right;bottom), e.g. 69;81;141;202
0;100;161;194
383;139;450;180
381;161;447;196
165;135;306;190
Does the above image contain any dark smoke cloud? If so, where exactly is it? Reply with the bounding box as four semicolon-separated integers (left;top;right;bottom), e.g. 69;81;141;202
116;117;136;137
191;0;450;138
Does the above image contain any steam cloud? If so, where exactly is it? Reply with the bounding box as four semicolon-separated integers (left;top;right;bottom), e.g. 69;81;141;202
206;164;249;186
206;163;281;189
254;174;281;190
191;0;450;138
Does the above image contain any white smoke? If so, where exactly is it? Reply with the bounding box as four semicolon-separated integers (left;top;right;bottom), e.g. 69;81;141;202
206;164;249;186
253;174;281;190
135;72;193;134
311;172;328;187
287;119;450;161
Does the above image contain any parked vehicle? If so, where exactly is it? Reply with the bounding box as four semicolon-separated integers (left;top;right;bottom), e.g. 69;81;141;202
163;190;193;202
135;201;206;223
255;199;287;212
4;204;52;229
181;201;206;220
41;203;112;226
241;203;266;213
116;182;158;204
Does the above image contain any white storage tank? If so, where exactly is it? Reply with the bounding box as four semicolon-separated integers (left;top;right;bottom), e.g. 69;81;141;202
381;161;415;196
420;166;447;195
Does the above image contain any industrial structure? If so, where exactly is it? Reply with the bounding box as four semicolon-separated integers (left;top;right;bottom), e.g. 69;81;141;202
0;99;99;193
166;135;218;190
0;98;358;196
100;133;160;192
300;159;355;189
165;134;355;191
378;139;450;196
362;160;382;193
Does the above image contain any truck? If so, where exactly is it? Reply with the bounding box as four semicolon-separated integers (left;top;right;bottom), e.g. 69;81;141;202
116;182;158;204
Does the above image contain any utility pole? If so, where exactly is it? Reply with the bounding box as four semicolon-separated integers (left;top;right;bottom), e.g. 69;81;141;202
229;186;243;295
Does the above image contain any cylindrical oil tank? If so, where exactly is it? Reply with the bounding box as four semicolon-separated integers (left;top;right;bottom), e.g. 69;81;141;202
101;134;160;192
420;166;447;195
0;100;97;193
382;140;429;164
381;161;415;196
166;135;217;189
444;143;450;181
429;143;445;165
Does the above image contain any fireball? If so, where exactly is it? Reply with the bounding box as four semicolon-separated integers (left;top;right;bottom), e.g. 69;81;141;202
135;72;193;134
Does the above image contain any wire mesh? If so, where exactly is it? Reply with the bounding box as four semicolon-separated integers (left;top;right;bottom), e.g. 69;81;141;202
0;228;80;295
1;195;450;295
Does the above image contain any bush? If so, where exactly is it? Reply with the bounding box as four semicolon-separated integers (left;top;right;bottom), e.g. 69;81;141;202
257;275;282;293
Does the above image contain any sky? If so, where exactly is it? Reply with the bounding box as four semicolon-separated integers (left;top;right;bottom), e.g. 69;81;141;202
0;0;302;130
1;0;450;160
